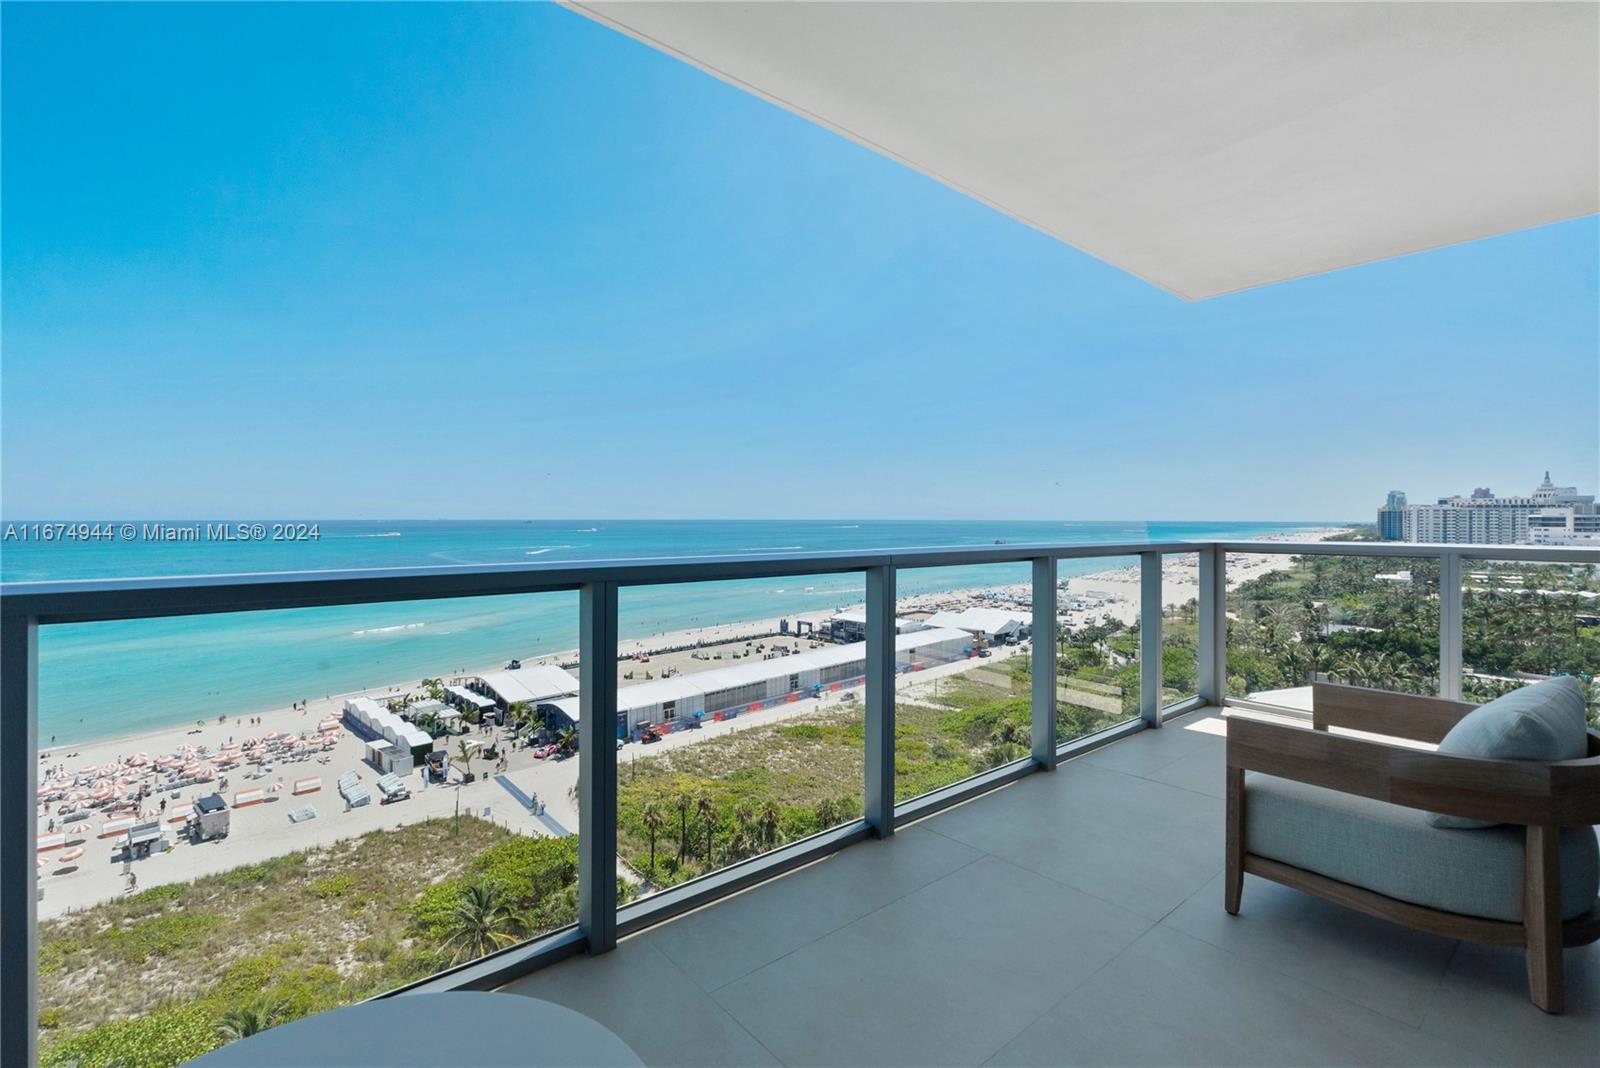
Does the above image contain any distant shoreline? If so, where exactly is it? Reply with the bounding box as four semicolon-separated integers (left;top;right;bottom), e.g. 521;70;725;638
38;526;1352;758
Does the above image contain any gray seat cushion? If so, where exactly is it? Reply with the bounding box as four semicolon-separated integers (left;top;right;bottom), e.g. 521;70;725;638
1246;773;1598;922
1428;676;1590;829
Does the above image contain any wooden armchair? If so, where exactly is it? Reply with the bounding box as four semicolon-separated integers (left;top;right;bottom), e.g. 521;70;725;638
1225;683;1600;1013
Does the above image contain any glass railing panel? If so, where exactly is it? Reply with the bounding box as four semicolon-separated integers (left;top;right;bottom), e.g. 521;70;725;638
891;562;1032;800
1159;552;1201;707
1461;559;1600;725
1226;551;1441;713
34;592;579;1064
615;574;866;900
1055;555;1143;742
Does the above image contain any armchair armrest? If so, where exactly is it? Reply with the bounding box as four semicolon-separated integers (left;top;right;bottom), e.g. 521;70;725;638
1227;714;1600;827
1311;682;1473;744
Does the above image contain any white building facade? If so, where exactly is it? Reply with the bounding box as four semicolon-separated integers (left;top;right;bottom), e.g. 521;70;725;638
1382;473;1596;545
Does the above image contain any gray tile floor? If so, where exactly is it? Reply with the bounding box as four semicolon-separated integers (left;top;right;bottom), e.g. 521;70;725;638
501;713;1599;1067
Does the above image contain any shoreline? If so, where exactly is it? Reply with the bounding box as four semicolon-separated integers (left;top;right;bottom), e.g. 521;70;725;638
38;527;1351;763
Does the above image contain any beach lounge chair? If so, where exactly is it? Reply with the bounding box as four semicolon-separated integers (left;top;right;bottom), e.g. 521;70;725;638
1227;678;1600;1013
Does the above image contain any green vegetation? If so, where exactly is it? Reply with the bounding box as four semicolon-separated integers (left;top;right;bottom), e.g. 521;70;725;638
1228;554;1441;699
615;653;1141;889
39;817;577;1068
1226;554;1598;723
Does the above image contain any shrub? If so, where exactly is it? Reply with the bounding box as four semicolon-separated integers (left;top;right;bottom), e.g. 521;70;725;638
124;884;186;913
409;879;466;940
99;912;222;962
311;874;356;900
41;1003;220;1068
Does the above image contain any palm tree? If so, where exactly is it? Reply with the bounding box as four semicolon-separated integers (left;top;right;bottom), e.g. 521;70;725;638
695;793;717;866
440;880;521;963
641;801;666;879
419;677;447;702
217;998;286;1041
675;792;693;864
757;800;780;849
815;796;840;828
506;701;531;733
454;738;476;782
557;725;579;753
732;802;756;859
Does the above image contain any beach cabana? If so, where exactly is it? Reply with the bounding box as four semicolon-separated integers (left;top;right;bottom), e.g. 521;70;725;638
121;821;169;860
232;788;266;808
36;833;65;853
166;803;193;824
292;776;321;796
98;818;136;839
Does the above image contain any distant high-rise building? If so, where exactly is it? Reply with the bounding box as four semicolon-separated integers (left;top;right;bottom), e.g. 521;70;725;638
1377;491;1408;540
1378;472;1596;544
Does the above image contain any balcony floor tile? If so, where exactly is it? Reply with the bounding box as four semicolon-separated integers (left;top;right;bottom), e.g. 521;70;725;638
1417;926;1600;1066
1078;713;1225;777
920;760;1224;920
1163;871;1460;1026
710;854;1153;1067
641;824;984;992
985;924;1489;1067
1144;740;1228;799
499;939;781;1067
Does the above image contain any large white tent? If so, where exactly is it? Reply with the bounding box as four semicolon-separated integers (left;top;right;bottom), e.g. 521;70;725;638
473;664;582;707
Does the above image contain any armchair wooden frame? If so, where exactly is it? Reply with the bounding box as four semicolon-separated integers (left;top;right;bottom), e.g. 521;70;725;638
1225;683;1600;1014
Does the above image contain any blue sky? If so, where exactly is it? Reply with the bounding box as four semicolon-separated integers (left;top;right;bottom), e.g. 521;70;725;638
3;3;1596;522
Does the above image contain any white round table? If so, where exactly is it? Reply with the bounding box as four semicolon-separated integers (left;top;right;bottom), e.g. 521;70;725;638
190;991;644;1067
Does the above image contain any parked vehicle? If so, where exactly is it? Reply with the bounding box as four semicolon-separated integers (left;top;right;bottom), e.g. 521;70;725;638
375;772;410;803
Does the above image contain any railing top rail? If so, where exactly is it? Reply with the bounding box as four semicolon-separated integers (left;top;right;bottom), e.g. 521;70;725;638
0;539;1200;623
1210;540;1600;564
3;538;1596;624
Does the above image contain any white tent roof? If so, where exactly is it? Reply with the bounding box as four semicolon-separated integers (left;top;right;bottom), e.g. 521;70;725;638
445;685;495;710
475;664;580;705
572;2;1599;299
925;607;1029;636
616;627;971;711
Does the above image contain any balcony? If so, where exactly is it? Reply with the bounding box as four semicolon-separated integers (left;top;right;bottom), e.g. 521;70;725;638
499;709;1599;1067
4;538;1598;1066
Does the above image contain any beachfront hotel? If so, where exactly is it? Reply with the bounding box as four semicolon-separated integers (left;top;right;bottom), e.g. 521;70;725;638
1377;473;1600;546
4;5;1599;1068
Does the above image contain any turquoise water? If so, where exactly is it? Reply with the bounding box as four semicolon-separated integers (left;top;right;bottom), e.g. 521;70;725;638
2;520;1341;744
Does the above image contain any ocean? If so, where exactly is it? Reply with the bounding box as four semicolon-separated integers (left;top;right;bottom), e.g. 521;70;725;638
2;519;1340;745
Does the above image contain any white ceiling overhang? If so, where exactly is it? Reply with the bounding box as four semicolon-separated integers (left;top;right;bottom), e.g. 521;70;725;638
569;2;1600;300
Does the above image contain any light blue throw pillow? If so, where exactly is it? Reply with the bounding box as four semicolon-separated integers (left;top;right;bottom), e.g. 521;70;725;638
1426;675;1589;829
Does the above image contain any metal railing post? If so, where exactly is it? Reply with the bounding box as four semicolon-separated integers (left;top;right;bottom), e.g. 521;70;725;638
1439;551;1464;701
864;564;896;837
578;581;619;954
1197;545;1228;706
1031;557;1058;768
1140;552;1163;727
1;614;39;1068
